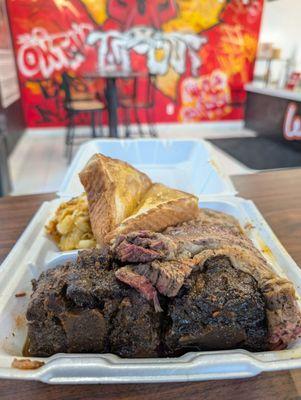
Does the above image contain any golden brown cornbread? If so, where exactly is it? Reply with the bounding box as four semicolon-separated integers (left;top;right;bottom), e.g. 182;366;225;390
79;154;152;245
79;155;199;245
106;183;199;241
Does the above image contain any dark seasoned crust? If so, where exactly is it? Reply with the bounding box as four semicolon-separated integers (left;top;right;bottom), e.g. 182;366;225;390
110;209;301;349
26;252;268;357
26;257;160;357
109;295;161;357
165;256;268;354
77;247;112;270
26;208;301;356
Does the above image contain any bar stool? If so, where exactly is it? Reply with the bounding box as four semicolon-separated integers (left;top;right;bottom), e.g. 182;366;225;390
60;72;106;162
117;73;157;138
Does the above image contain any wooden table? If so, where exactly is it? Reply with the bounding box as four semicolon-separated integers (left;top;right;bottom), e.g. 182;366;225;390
1;168;301;399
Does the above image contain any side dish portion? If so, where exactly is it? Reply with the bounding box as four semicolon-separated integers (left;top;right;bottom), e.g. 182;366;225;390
45;194;96;251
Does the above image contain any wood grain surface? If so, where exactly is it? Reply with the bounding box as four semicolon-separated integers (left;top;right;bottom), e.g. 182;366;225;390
0;168;301;399
233;168;301;265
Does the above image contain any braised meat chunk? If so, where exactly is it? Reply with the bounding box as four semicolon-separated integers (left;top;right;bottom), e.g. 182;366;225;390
26;252;160;357
27;263;112;356
165;256;268;354
109;294;160;358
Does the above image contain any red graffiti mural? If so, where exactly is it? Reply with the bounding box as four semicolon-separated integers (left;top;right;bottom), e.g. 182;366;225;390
7;0;263;127
107;0;177;30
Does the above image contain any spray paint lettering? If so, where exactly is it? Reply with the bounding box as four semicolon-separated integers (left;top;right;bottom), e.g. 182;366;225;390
87;27;206;76
180;70;232;121
17;23;93;78
283;102;301;140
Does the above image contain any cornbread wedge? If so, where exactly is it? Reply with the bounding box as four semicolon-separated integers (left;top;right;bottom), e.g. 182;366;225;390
106;183;199;242
79;154;152;245
79;154;199;245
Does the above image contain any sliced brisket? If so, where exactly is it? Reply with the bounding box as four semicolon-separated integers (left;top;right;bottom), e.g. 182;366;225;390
26;208;301;356
116;260;193;299
115;267;163;312
111;231;177;263
111;209;301;349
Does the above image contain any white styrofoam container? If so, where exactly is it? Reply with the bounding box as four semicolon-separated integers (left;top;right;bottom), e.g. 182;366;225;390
58;139;236;198
1;197;301;383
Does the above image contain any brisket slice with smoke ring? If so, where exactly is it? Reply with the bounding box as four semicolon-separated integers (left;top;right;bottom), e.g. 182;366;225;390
111;209;301;349
111;230;178;263
115;259;194;306
110;210;246;263
114;267;163;312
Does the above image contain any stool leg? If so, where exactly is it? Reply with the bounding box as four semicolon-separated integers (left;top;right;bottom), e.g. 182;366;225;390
67;112;75;164
91;111;96;138
124;108;131;138
134;107;144;137
65;123;71;146
146;107;157;137
98;110;104;137
65;110;72;146
65;111;74;158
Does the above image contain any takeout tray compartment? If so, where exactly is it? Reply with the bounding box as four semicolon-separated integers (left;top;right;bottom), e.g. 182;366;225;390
1;196;301;383
58;139;236;198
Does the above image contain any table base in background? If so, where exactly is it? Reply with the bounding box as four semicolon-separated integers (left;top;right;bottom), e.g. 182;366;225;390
105;77;119;138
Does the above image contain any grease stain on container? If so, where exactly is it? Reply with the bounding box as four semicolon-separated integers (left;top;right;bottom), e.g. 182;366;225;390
15;314;26;329
244;222;255;231
209;158;223;176
15;292;26;298
11;358;45;370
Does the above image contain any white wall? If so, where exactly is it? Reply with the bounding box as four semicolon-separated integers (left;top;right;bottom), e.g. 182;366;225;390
259;0;301;70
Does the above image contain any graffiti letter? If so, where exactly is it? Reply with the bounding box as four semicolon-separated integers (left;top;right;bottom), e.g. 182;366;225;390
283;102;301;140
17;24;93;78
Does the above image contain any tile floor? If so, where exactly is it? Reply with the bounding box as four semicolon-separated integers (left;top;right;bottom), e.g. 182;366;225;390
8;124;254;195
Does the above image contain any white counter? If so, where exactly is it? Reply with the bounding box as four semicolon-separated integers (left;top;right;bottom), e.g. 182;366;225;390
245;83;301;102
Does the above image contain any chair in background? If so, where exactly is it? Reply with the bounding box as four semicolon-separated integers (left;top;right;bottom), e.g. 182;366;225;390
117;73;157;138
60;72;106;162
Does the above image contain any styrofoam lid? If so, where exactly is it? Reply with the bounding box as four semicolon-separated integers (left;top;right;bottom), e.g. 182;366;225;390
58;139;237;198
